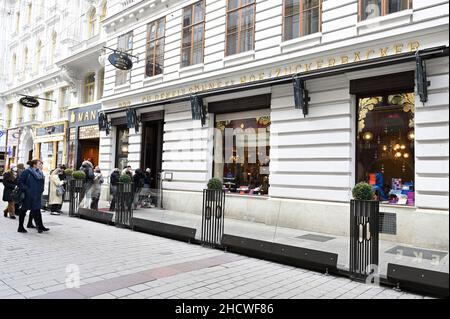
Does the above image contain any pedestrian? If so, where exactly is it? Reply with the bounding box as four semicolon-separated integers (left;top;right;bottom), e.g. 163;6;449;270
132;169;146;209
109;168;120;211
2;167;17;219
90;166;104;210
79;159;95;208
49;168;65;215
17;159;49;233
122;166;133;179
56;164;67;214
144;168;152;188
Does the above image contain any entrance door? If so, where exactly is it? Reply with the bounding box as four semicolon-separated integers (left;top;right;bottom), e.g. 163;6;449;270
79;139;100;168
141;121;163;190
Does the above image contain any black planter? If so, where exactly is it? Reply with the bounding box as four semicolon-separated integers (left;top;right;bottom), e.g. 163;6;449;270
115;182;134;228
201;189;225;247
69;179;85;217
349;199;380;280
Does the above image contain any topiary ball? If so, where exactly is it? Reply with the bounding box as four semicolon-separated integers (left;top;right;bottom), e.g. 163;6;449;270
72;170;86;180
207;178;223;190
65;169;74;176
352;182;374;201
119;174;132;183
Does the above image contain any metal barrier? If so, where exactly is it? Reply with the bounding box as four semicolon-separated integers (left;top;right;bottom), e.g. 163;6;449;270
201;189;225;247
63;176;73;202
349;199;380;280
69;179;85;217
115;182;134;228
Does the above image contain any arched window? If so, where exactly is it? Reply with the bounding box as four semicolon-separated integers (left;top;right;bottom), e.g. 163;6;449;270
51;32;57;64
100;1;107;20
88;8;97;37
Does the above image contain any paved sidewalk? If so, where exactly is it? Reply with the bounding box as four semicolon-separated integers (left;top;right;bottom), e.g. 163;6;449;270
0;185;427;299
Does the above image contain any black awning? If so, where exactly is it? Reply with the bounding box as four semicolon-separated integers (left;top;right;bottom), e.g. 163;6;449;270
104;46;449;115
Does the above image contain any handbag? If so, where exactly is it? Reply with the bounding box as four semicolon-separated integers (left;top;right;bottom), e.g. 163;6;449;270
56;185;65;197
12;186;26;203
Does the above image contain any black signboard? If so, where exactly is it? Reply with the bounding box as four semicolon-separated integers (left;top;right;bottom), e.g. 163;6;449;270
108;52;133;71
19;96;40;108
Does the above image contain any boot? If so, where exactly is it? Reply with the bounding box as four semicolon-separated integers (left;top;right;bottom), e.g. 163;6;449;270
35;211;49;233
18;214;27;233
27;212;36;228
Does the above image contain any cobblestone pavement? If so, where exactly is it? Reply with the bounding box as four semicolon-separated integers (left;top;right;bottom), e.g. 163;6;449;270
0;186;427;299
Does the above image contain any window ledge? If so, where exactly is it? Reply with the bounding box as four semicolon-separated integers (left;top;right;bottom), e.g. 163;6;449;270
143;74;163;87
223;50;255;67
114;83;131;93
281;32;322;54
357;10;413;35
179;63;204;77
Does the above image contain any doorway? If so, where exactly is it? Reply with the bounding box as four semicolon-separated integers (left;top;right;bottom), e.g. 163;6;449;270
141;120;163;190
79;138;100;168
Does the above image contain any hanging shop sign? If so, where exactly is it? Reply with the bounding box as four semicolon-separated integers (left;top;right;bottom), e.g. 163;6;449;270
108;51;133;71
19;96;40;108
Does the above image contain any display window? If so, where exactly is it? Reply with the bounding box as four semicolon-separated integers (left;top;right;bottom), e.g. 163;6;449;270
214;110;270;196
357;92;415;206
40;142;54;175
116;127;129;170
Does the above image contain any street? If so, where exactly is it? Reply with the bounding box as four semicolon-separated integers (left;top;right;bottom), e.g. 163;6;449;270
0;185;427;300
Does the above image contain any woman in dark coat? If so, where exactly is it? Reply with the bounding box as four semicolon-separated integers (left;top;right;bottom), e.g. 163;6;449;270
2;169;17;219
17;159;49;233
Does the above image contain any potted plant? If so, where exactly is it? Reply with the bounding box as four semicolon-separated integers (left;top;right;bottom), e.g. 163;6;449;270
72;170;86;180
115;174;134;227
350;182;379;279
64;169;74;176
201;178;226;247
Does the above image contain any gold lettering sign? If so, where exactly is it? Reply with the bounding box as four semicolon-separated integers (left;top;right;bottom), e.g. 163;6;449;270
115;41;421;107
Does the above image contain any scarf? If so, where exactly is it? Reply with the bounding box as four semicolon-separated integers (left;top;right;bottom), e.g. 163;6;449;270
28;167;44;180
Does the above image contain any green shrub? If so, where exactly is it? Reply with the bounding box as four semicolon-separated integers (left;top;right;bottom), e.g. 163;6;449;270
119;174;132;183
352;182;374;201
65;169;74;176
207;178;223;190
72;171;86;180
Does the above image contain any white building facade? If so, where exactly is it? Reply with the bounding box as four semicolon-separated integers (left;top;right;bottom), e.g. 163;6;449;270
99;0;449;253
0;0;108;173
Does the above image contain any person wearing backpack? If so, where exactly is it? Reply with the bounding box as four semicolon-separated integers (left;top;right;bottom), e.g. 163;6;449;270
17;160;49;233
2;168;17;219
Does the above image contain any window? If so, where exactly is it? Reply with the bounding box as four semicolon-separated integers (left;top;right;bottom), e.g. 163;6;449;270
60;86;71;117
226;0;256;56
51;32;57;64
11;54;16;81
44;91;53;121
145;18;165;77
357;93;415;206
6;104;13;128
115;32;133;86
16;12;20;33
100;1;107;20
98;69;105;98
23;47;29;70
181;1;205;67
88;8;97;38
359;0;412;21
283;0;322;41
30;106;37;121
27;3;32;24
116;127;129;170
17;104;23;123
35;40;42;73
40;142;54;175
84;73;96;103
214;111;271;195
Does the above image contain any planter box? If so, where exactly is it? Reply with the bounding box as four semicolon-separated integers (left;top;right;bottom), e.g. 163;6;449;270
201;189;226;247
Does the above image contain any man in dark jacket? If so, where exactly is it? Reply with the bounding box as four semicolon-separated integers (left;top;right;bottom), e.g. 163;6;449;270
79;160;94;208
132;169;146;209
2;169;17;219
109;168;120;211
17;160;49;233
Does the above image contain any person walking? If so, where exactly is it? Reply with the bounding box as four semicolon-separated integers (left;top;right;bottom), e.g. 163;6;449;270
109;168;120;211
17;160;49;233
57;165;67;214
79;159;95;208
90;167;104;210
132;169;146;209
49;168;65;215
2;168;17;219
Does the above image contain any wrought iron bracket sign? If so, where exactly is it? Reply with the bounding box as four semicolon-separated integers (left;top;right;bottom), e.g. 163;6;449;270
190;95;207;127
126;108;140;132
104;46;138;71
19;96;40;108
98;111;111;136
416;53;431;104
293;76;310;117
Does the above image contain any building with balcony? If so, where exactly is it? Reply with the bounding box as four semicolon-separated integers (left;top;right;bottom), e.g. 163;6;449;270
98;0;449;265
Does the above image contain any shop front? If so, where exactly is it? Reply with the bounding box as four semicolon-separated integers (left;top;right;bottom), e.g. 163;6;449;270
34;122;68;175
68;104;101;169
5;128;20;169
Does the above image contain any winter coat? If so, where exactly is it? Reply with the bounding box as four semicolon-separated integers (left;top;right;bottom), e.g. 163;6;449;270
91;172;104;199
49;173;65;205
133;171;146;190
2;171;17;202
80;161;95;181
110;171;120;195
18;168;45;211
